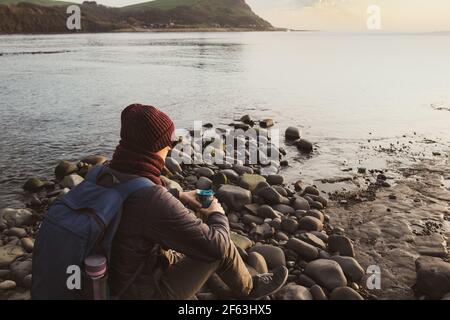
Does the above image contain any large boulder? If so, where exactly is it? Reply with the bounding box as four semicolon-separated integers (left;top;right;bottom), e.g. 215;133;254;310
248;245;286;270
274;283;312;300
415;256;450;299
217;185;252;211
304;259;347;291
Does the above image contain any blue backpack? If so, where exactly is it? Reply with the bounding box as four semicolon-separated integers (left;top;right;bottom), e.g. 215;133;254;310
31;165;154;300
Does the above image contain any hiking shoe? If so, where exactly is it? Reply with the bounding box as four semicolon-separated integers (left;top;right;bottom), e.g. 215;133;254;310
248;265;288;300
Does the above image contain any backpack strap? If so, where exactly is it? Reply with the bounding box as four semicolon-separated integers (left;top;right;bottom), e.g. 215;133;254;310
110;178;156;300
114;177;155;200
85;165;105;183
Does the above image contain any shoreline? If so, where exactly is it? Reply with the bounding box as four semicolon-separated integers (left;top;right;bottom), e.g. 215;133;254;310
0;27;297;36
1;116;449;300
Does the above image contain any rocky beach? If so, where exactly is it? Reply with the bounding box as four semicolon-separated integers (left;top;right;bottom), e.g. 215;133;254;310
0;115;449;300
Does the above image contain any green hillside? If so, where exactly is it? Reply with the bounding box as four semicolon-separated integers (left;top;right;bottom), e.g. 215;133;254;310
0;0;273;33
121;0;272;28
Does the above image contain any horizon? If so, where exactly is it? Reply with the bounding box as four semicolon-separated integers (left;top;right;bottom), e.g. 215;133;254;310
59;0;450;32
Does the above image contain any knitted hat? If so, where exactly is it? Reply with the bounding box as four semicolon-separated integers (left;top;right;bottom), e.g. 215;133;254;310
119;104;175;153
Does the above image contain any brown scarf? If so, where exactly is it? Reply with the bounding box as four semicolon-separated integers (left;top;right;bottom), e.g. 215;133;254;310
109;142;165;185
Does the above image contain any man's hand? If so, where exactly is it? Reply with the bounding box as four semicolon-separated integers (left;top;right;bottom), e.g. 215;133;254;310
198;198;225;217
179;190;202;210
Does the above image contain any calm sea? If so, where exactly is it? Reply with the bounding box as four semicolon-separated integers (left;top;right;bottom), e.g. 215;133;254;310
1;32;450;207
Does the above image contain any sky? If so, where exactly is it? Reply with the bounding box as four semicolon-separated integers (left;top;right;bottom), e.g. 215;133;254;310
70;0;450;32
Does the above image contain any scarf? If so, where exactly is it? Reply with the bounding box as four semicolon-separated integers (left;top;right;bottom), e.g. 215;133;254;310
109;142;165;185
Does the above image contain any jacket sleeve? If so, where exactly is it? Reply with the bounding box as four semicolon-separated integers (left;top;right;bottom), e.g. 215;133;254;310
142;186;231;262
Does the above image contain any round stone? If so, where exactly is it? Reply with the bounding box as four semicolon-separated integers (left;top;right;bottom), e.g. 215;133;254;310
298;216;323;232
248;245;286;270
304;259;347;291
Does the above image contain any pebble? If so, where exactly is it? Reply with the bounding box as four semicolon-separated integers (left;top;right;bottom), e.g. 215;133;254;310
247;252;268;274
257;186;289;205
415;256;450;299
260;119;274;128
239;174;267;193
280;217;299;234
292;197;310;211
196;176;212;190
81;155;108;165
303;185;320;196
217;185;252;211
165;157;183;174
274;283;312;300
23;178;44;192
60;174;84;188
275;231;289;241
5;227;27;238
0;280;17;290
304;259;347;291
0;244;26;268
256;205;279;219
242;214;264;226
330;255;365;282
328;235;355;257
286;238;319;261
195;167;215;178
298;216;323;232
310;285;328;300
295;139;313;153
0;208;34;228
248;245;286;269
251;223;274;240
20;238;34;253
300;233;327;250
271;204;294;215
55;160;78;179
306;209;325;223
297;274;316;288
230;232;253;251
219;169;240;183
285;127;301;141
329;287;364;300
267;175;284;185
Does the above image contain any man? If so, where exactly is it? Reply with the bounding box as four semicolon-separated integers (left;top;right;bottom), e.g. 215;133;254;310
105;104;288;300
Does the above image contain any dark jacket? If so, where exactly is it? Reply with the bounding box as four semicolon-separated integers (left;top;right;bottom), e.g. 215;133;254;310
101;168;230;299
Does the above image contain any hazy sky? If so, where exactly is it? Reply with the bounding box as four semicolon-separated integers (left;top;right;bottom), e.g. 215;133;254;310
71;0;450;32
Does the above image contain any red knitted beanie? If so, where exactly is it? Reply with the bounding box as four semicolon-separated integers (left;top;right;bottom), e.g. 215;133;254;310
119;104;175;153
